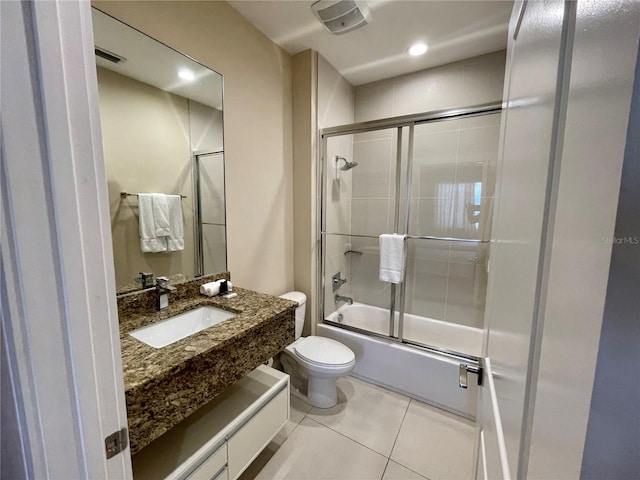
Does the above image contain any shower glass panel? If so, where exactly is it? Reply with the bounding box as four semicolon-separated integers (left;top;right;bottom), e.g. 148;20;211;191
320;106;501;359
194;151;227;275
322;128;406;334
402;112;500;356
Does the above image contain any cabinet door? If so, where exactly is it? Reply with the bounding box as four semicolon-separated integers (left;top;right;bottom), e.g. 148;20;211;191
227;387;289;479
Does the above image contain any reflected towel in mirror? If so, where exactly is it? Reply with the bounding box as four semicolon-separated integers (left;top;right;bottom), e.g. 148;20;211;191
166;195;184;251
139;193;167;252
152;193;170;237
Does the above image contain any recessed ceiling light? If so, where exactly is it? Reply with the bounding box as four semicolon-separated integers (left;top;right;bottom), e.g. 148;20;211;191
408;43;428;56
178;69;195;81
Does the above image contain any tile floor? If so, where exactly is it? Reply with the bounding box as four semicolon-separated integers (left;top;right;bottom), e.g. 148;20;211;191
239;376;476;480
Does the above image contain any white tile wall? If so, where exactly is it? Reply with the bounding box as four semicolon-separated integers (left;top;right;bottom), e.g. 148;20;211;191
352;138;395;199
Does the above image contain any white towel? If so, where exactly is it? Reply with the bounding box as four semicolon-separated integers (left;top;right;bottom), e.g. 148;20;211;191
379;234;406;284
139;194;168;253
200;280;233;297
152;193;170;237
166;195;184;252
200;281;221;297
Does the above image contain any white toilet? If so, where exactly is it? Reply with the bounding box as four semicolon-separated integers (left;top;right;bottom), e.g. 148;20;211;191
279;291;355;408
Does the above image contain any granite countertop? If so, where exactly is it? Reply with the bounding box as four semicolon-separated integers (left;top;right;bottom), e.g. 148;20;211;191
118;274;296;453
120;287;296;392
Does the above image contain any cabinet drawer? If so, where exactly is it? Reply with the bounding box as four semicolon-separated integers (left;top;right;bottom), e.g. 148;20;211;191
132;366;289;480
187;443;227;480
227;386;289;479
213;466;228;480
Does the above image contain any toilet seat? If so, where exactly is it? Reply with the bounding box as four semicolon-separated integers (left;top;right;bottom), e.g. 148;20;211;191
294;336;355;367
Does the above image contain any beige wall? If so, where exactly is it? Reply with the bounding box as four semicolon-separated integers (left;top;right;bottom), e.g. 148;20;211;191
292;50;317;335
354;51;506;122
93;0;294;295
97;67;196;286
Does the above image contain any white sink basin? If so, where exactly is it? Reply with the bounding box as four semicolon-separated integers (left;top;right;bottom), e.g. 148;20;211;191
129;306;235;348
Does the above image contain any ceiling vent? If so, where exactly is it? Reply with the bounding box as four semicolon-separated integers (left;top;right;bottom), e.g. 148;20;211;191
94;46;126;65
311;0;371;35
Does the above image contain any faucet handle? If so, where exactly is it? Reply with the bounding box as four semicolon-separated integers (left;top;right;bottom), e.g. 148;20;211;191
156;276;169;286
135;272;155;289
332;272;347;292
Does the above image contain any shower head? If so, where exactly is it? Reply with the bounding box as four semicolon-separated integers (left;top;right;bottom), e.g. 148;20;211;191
336;156;358;171
341;161;358;171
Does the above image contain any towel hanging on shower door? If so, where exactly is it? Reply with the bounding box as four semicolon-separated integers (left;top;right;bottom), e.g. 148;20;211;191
379;234;406;284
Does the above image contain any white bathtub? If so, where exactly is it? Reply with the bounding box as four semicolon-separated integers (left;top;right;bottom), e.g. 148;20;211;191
320;302;483;418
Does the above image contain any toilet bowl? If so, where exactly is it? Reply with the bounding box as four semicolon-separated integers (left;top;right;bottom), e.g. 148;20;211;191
279;292;355;408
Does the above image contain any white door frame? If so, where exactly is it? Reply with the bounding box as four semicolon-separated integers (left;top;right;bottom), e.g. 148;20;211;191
1;0;132;478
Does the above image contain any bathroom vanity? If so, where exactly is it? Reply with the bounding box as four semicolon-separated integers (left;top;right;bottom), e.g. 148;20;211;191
117;273;296;478
132;365;289;480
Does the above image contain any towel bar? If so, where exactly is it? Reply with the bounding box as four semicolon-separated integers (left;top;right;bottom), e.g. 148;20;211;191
120;192;187;199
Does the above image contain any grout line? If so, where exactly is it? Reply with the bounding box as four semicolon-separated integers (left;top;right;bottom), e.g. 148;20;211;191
380;458;391;480
389;397;412;460
303;416;389;460
401;462;432;480
386;399;433;480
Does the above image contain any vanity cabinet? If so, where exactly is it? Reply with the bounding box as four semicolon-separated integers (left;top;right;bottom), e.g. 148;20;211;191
132;366;289;480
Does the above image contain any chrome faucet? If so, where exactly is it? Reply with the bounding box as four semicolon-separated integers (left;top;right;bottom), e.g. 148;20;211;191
156;276;176;310
135;271;155;289
334;294;353;305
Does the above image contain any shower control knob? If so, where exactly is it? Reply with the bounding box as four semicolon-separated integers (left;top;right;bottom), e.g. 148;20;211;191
332;272;347;291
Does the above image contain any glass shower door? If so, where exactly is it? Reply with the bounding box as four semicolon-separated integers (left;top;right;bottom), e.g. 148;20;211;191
321;126;409;339
320;108;501;359
401;112;501;357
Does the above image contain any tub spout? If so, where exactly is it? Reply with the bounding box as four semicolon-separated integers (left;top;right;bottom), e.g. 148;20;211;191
334;294;353;305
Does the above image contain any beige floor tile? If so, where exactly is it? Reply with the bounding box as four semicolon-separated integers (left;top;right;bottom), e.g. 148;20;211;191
391;400;475;480
307;376;410;456
246;417;388;480
382;461;428;480
290;393;313;425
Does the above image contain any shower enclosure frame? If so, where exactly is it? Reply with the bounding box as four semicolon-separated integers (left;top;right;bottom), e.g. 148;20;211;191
318;102;502;364
193;149;227;277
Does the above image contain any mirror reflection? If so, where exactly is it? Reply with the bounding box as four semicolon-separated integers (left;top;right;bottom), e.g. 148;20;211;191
92;9;227;293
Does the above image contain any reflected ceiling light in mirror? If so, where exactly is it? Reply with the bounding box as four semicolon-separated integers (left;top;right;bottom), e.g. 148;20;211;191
178;69;196;81
408;43;428;56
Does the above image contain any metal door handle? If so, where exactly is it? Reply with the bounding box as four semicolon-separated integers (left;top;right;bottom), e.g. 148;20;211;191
459;363;483;389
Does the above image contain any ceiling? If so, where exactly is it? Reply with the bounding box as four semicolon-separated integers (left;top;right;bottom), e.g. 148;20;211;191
228;0;514;86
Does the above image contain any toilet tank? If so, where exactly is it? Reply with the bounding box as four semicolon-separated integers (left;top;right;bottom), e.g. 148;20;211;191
279;291;307;339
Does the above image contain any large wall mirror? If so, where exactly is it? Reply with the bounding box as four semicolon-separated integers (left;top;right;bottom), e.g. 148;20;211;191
92;8;227;293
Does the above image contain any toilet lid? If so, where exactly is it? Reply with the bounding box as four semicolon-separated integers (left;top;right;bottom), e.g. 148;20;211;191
294;336;355;366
